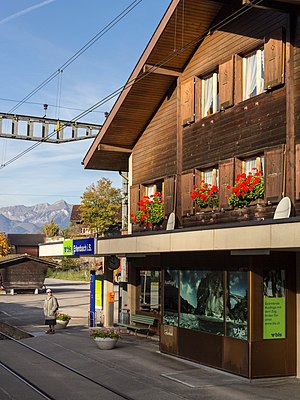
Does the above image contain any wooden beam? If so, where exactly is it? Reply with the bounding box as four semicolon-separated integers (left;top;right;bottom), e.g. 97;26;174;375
242;0;294;12
97;144;132;153
142;64;182;77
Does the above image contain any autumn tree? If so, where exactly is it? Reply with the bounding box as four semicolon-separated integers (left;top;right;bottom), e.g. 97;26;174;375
43;219;60;237
0;232;9;257
80;178;122;236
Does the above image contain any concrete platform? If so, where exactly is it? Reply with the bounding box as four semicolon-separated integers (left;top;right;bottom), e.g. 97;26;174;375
1;278;300;400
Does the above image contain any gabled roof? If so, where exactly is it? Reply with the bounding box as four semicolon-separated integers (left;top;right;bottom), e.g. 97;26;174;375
7;234;46;246
83;0;298;172
70;205;82;222
0;254;57;268
83;0;225;171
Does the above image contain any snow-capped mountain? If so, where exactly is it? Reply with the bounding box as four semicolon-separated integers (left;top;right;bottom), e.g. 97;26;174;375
0;200;73;234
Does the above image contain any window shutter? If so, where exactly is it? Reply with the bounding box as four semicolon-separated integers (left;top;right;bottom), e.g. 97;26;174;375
140;184;146;200
264;146;284;203
234;54;243;104
264;27;285;90
181;172;194;216
164;176;175;216
181;77;195;126
219;159;235;209
219;57;234;110
296;144;300;201
130;184;140;215
235;158;243;177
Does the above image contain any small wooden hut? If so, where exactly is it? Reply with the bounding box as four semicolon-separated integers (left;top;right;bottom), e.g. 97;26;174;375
0;254;56;294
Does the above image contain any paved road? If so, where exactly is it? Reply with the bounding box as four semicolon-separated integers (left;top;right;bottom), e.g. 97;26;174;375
1;279;300;400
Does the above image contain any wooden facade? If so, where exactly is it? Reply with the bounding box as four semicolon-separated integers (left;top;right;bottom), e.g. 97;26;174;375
84;0;300;379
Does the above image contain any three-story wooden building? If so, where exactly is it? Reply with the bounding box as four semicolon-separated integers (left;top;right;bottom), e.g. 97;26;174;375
84;0;300;378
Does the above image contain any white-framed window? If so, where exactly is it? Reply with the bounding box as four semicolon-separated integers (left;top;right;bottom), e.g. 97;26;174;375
145;181;163;197
243;48;264;100
202;168;219;186
243;156;264;175
202;72;219;117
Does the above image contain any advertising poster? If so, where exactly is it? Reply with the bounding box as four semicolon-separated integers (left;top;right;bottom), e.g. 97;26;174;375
226;271;248;340
163;269;179;326
179;270;224;335
263;269;286;339
95;275;103;309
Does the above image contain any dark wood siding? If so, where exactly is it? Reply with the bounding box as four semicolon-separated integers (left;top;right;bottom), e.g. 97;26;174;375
181;9;288;172
294;15;300;142
132;88;177;185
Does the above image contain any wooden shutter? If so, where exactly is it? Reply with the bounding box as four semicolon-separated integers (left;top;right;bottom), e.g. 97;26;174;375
296;144;300;200
219;159;235;209
195;77;202;121
264;27;285;90
139;184;146;200
181;172;194;216
219;57;234;110
265;146;284;203
181;77;195;126
234;54;243;104
164;176;175;216
130;184;140;215
235;158;243;177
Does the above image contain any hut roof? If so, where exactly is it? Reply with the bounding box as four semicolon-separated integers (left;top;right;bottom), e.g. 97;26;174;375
0;254;57;269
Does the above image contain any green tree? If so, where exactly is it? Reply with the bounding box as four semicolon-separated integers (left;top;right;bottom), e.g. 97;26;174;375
80;178;122;236
0;232;9;257
43;219;60;237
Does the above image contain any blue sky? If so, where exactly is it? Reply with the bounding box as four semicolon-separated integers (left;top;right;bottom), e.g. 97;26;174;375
0;0;170;207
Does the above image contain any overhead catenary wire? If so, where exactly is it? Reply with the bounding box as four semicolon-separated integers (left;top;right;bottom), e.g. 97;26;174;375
0;0;263;170
6;0;143;115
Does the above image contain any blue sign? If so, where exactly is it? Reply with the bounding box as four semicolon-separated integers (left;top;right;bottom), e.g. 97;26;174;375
73;238;95;256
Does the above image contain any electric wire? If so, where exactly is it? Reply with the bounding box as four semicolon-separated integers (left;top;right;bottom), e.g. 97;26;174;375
0;97;104;113
6;0;143;115
0;0;263;170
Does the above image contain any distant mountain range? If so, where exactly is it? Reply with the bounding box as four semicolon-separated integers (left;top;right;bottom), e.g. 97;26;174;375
0;200;73;234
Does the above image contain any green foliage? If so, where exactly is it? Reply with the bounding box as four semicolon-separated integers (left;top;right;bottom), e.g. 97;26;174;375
227;170;264;208
56;312;71;321
90;328;121;339
80;178;122;235
0;232;9;257
131;192;164;227
47;269;90;281
59;257;81;271
43;219;60;237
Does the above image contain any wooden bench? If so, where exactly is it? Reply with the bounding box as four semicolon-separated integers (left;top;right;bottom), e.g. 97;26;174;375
118;314;155;337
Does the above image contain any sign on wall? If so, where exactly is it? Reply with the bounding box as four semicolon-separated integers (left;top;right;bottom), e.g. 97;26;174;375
263;269;286;339
63;238;95;256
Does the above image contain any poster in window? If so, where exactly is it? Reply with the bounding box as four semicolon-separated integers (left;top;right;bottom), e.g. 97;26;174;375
140;271;160;312
263;269;286;339
163;269;179;326
179;270;224;335
226;271;248;340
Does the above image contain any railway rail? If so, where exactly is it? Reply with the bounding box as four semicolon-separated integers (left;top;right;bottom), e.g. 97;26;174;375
0;331;135;400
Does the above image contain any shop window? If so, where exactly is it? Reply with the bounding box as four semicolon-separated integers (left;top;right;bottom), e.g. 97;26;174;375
179;270;224;335
226;271;248;340
202;72;219;117
139;270;161;314
163;269;179;326
243;48;264;100
163;268;249;340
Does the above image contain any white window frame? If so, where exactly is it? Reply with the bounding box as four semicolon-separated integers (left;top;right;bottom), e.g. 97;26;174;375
201;168;219;186
202;72;219;117
243;156;264;175
243;48;264;100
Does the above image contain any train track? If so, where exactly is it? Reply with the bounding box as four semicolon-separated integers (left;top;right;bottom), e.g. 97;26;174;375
0;331;135;400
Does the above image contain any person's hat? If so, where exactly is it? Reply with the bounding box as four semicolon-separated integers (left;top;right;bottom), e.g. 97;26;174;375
46;289;52;293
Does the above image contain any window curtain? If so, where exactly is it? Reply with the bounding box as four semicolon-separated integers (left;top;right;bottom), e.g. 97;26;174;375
244;53;257;99
203;75;213;116
259;49;265;93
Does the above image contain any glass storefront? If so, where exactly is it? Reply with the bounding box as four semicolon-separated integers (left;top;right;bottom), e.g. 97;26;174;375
163;268;249;340
139;270;161;313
